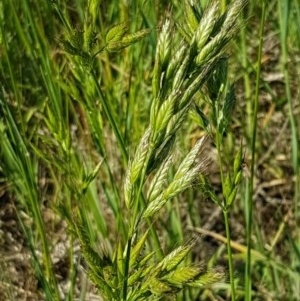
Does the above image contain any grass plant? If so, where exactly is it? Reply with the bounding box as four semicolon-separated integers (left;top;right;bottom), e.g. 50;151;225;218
0;0;299;301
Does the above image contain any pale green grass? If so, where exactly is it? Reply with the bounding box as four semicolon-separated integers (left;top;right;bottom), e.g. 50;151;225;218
0;0;299;301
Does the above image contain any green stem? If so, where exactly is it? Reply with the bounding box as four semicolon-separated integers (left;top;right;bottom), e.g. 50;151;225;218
240;16;252;140
218;160;236;300
123;237;132;301
214;86;236;299
278;0;299;219
52;2;71;31
216;131;226;195
91;71;129;164
245;2;266;301
215;116;235;300
223;209;236;301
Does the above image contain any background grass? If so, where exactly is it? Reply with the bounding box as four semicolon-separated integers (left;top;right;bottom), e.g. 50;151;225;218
0;0;299;300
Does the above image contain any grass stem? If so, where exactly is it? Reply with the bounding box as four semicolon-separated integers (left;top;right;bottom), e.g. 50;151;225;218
223;209;236;301
278;0;299;219
245;2;266;300
92;70;129;164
